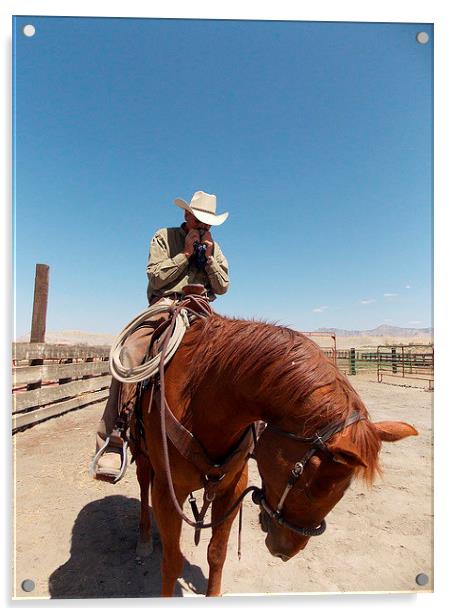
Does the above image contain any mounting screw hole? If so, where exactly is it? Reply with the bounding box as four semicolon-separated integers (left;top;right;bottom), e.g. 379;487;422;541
22;24;36;37
415;573;429;586
21;579;35;592
416;32;429;44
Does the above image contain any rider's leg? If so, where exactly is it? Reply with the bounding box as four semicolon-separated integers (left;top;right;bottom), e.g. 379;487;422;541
92;332;149;481
91;298;173;481
92;378;133;481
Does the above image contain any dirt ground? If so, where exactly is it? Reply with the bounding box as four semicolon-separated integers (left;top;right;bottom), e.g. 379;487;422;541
12;374;433;599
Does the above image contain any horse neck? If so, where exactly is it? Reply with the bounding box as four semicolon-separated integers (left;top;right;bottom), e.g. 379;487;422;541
187;386;261;460
163;349;257;460
184;362;289;441
177;322;350;450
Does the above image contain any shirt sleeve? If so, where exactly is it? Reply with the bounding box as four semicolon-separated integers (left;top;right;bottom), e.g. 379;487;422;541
204;243;229;295
146;231;188;290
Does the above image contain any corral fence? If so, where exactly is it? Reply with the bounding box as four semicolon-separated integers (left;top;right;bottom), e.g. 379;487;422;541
12;343;111;432
288;333;434;389
376;344;434;390
323;348;381;374
303;332;381;374
321;344;433;389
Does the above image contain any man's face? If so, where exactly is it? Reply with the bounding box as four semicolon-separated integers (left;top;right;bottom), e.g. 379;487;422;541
185;211;211;233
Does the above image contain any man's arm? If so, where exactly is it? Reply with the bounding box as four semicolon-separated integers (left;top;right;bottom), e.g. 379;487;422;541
204;244;229;295
146;231;189;290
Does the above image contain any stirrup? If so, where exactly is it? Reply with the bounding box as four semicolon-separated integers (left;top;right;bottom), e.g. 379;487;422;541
89;436;129;483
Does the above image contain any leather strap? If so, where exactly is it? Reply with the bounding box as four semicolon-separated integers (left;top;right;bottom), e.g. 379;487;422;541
267;409;364;444
157;391;255;479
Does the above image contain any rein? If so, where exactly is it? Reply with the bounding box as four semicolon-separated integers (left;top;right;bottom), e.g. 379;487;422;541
154;296;261;537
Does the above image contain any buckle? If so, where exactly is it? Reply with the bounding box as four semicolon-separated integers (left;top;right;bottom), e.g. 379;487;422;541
313;433;328;452
205;473;226;484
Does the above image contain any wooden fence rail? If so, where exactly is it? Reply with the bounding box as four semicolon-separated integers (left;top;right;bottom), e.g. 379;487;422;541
12;343;111;432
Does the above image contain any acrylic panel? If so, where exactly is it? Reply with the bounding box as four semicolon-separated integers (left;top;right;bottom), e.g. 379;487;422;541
12;16;433;599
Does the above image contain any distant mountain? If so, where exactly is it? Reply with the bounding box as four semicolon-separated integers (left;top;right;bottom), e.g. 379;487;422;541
15;330;115;345
315;324;433;337
15;323;433;345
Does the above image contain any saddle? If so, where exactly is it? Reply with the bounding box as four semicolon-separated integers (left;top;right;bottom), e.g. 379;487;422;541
116;287;213;459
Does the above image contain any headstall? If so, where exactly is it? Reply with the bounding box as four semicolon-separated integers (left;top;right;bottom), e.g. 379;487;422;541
252;409;365;537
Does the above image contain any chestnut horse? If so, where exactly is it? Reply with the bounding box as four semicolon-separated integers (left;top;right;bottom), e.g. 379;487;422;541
132;314;417;596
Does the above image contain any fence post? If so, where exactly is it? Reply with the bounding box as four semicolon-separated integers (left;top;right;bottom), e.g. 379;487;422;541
30;264;50;343
349;348;356;375
391;347;397;374
27;264;50;391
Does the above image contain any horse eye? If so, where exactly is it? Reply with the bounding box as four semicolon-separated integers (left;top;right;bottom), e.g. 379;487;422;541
332;455;348;466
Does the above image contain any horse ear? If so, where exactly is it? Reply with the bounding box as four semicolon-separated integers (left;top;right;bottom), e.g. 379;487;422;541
328;436;368;468
373;421;418;442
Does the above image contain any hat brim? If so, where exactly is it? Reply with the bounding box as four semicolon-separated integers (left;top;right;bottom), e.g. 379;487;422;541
174;199;229;226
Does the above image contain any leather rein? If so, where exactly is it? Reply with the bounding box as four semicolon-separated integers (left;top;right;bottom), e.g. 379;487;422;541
150;296;259;543
147;296;365;542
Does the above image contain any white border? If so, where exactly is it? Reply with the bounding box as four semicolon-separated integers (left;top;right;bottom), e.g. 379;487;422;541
2;1;450;614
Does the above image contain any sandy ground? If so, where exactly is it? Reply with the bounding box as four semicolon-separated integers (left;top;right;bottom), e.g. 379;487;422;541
12;374;433;599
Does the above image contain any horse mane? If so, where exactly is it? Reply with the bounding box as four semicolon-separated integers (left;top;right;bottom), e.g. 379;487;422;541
182;314;381;483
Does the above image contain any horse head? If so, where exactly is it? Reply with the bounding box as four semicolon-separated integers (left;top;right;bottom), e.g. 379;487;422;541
253;417;418;561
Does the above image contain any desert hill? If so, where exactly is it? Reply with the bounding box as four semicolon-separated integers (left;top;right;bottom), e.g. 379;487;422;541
15;330;115;346
15;323;433;350
316;324;433;338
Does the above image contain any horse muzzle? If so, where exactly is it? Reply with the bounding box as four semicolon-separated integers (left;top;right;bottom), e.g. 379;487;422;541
274;553;291;562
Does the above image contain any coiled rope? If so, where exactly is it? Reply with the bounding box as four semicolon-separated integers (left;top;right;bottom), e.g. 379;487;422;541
109;303;190;384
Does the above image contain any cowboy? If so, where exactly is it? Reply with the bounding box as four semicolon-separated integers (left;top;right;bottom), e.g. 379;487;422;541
92;191;230;481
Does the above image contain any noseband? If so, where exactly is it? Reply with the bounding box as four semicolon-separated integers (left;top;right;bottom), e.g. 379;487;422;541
252;409;365;537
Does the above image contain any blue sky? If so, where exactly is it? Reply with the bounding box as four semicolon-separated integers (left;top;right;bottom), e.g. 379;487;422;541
13;16;433;337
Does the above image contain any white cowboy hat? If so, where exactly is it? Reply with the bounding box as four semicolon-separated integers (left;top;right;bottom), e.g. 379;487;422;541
174;190;229;226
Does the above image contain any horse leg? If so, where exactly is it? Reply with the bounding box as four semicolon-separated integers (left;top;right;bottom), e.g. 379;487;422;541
135;453;154;558
206;467;249;597
151;478;186;597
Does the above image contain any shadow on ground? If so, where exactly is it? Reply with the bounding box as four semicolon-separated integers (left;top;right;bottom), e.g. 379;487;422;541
48;495;207;598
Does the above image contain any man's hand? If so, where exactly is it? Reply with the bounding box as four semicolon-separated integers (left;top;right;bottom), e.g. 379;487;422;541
200;230;214;258
183;229;200;257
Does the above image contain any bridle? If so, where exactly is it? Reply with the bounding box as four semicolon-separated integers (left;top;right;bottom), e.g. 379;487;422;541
252;409;365;537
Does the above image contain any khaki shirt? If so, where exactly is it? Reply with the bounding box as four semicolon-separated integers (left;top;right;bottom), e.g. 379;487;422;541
146;225;229;303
